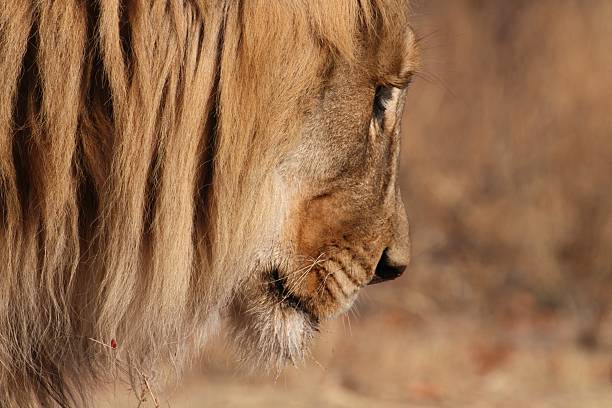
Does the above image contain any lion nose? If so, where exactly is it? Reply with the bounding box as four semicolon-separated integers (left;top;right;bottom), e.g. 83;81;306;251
369;248;407;285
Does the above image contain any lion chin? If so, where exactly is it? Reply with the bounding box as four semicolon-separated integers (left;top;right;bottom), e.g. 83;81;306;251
230;262;363;371
229;268;321;371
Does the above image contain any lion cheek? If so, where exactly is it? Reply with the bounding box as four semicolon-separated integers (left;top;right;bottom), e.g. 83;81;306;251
292;192;353;258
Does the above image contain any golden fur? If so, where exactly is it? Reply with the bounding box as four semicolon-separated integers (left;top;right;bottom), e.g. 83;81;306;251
0;0;417;406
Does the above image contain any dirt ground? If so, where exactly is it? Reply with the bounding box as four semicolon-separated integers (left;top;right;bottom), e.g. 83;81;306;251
98;308;612;407
97;0;612;406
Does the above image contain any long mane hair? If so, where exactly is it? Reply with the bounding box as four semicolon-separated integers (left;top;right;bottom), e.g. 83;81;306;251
0;0;408;405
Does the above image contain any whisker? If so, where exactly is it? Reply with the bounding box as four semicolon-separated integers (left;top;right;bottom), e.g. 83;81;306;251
280;257;325;304
345;313;353;337
314;269;337;304
327;273;349;298
265;254;327;311
318;268;335;294
269;251;327;284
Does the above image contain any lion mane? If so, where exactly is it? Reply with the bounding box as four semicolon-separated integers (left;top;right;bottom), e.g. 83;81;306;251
0;0;408;406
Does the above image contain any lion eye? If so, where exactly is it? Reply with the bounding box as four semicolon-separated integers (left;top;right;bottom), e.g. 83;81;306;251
373;85;393;118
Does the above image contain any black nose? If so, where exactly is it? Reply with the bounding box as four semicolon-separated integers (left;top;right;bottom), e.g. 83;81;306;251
369;249;407;285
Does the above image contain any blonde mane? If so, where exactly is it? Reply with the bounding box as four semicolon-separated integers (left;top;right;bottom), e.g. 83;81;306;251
0;0;409;405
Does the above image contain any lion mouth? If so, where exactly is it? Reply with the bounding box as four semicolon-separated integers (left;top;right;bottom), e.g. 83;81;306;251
268;268;320;327
228;267;320;370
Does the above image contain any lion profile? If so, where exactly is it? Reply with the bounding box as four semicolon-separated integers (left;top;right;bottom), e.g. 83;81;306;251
0;0;418;406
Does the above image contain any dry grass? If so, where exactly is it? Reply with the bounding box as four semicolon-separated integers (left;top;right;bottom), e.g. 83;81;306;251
97;1;612;406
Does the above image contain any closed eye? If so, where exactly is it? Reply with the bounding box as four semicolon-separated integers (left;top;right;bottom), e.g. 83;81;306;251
372;85;393;118
373;71;415;117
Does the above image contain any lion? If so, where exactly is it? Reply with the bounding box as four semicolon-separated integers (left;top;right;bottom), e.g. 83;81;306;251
0;0;418;406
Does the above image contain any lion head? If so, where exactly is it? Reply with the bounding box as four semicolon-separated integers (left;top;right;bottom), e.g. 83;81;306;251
0;0;417;405
221;3;418;368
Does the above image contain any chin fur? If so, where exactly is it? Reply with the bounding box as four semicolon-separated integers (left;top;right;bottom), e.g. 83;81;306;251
229;288;319;373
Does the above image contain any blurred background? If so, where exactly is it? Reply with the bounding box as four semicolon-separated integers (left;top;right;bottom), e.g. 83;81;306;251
101;0;612;406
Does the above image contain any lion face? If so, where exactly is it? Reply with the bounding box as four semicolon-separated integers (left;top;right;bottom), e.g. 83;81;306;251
229;20;418;368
